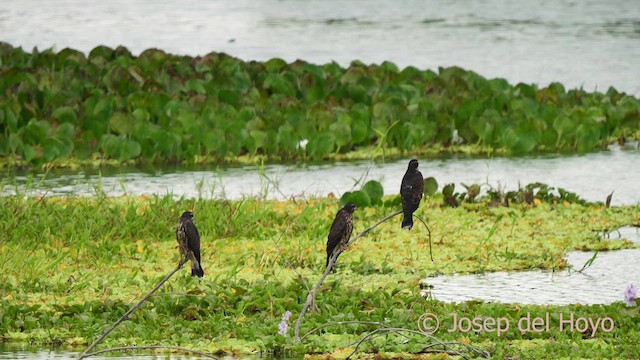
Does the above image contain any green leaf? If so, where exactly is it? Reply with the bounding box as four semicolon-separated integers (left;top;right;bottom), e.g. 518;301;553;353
340;190;371;208
362;180;384;204
51;106;78;124
120;139;141;160
329;121;351;148
109;113;134;135
424;177;438;196
185;79;206;94
264;58;287;73
442;183;455;197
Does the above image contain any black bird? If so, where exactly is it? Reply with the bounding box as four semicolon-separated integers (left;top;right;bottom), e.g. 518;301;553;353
400;159;424;230
326;202;357;269
176;211;204;277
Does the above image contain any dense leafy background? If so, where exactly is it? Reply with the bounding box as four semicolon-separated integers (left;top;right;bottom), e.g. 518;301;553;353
1;42;639;166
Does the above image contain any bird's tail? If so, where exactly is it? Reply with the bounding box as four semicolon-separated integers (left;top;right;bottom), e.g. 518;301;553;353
191;260;204;277
326;251;340;270
401;213;414;230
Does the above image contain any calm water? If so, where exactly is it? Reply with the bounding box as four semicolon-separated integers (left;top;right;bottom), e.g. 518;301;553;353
2;143;639;206
1;0;639;95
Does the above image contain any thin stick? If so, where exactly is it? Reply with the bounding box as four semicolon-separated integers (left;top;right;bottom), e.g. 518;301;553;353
413;214;433;261
78;259;188;359
294;210;402;342
80;345;219;359
345;327;489;360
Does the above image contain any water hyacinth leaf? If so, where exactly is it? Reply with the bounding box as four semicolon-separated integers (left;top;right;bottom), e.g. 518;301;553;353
380;60;399;73
109;113;134;135
218;89;238;106
340;190;371;208
102;65;140;95
304;84;327;103
51;106;78;125
264;58;287;73
185;79;206;94
576;122;601;152
54;122;75;140
57;48;86;67
553;115;575;140
24;119;52;143
373;102;393;121
346;84;369;103
88;45;114;61
43;137;72;162
514;83;537;98
424;177;438;196
100;133;120;158
249;129;268;151
306;132;336;158
362;180;384;204
263;73;295;96
301;63;327;81
132;108;150;123
21;144;36;162
329;121;351;148
204;129;227;154
276;123;298;152
340;66;365;85
442;183;455;197
120;139;142;160
8;133;22;153
470;115;494;144
2;108;19;132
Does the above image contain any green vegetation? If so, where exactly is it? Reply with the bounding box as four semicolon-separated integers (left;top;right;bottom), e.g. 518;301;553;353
1;42;639;168
1;189;639;358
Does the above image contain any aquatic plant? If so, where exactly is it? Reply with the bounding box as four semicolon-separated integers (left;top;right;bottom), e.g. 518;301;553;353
1;43;639;168
278;310;292;336
624;284;637;307
1;190;639;358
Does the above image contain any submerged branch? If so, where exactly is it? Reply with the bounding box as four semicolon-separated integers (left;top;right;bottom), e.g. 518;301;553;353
78;258;188;359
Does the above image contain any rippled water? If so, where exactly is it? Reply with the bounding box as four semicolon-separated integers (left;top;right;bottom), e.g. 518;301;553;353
421;227;640;305
1;0;639;95
2;143;639;206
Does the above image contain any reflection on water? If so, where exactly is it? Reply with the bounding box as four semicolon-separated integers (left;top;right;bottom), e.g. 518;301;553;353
1;144;639;206
421;227;640;305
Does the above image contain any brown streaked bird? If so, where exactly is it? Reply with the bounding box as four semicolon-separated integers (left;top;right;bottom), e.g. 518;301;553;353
400;159;424;230
326;202;357;269
176;211;204;277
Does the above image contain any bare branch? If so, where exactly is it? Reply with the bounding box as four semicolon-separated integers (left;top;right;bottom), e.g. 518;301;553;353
80;345;219;359
294;210;402;342
78;258;188;359
413;214;433;261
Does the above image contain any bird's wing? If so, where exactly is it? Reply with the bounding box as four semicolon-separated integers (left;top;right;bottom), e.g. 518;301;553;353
327;210;348;248
185;221;201;255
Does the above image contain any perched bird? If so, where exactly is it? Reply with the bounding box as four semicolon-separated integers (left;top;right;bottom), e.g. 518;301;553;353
400;159;424;230
176;211;204;277
326;202;357;269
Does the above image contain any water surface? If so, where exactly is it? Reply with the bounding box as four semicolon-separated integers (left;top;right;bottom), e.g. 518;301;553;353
2;143;639;206
421;227;640;305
